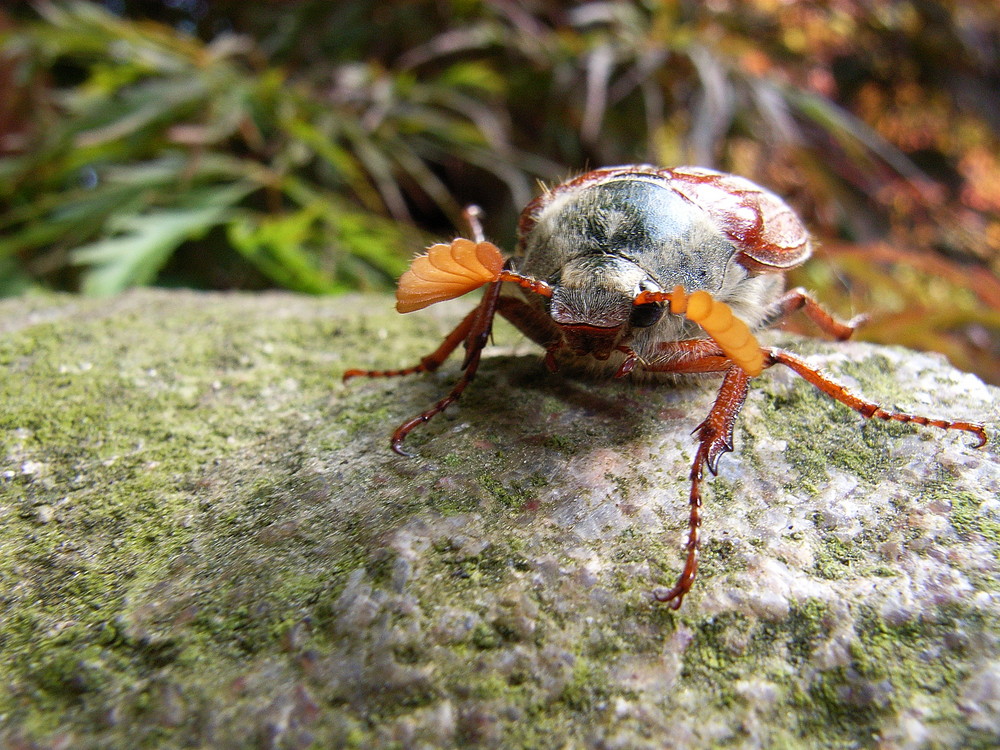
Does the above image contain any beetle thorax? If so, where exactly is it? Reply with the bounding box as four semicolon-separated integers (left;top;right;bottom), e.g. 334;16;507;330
518;177;737;294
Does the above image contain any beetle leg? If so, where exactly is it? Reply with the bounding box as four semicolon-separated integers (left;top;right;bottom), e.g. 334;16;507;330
493;294;565;372
463;204;485;243
643;338;731;374
342;306;481;382
495;295;560;344
654;365;751;609
766;347;987;447
764;287;866;340
612;346;642;378
387;279;506;455
643;341;751;608
542;348;559;373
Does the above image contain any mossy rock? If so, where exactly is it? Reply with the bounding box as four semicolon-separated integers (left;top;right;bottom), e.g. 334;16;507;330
1;289;999;749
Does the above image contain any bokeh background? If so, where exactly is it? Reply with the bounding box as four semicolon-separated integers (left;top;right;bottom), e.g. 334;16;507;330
2;0;999;382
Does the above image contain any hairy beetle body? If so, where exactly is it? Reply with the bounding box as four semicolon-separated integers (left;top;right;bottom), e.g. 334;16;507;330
508;168;785;377
345;165;987;609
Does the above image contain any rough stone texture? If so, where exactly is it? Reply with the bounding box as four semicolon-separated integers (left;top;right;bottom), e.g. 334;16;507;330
0;288;998;749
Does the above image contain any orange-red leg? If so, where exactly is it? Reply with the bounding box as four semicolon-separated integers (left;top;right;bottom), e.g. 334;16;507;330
386;279;505;455
342;306;481;382
766;347;987;447
765;287;865;340
342;203;491;384
343;276;505;455
645;337;731;373
644;338;986;609
650;362;751;609
642;341;749;608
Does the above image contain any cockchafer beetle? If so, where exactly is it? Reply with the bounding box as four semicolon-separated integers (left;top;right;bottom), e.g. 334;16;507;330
344;164;987;609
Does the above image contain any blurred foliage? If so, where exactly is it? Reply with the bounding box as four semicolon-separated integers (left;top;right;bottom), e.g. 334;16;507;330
1;1;999;382
0;1;545;296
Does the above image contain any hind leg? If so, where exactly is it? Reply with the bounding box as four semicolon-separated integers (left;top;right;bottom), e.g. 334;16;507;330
764;287;866;340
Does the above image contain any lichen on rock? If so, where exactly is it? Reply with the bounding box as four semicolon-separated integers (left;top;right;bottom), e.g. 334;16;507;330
0;289;998;748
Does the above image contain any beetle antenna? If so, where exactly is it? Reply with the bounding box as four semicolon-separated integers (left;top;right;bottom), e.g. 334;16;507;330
396;239;505;312
635;287;763;376
497;269;554;298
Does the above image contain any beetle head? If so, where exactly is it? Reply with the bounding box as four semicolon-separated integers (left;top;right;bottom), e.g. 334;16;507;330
547;254;664;359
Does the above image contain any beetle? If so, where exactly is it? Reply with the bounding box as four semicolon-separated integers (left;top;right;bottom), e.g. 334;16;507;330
344;165;987;609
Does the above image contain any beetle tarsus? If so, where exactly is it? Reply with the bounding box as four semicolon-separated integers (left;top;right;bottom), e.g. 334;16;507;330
844;313;870;337
657;365;750;607
343;364;426;382
654;465;705;610
391;436;416;458
766;347;988;447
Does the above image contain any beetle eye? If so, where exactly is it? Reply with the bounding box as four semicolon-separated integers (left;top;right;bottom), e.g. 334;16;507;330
629;302;664;328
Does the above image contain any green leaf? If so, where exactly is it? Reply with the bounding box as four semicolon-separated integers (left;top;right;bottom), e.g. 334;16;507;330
0;184;146;258
227;204;349;295
71;182;253;296
73;78;210;148
0;256;40;297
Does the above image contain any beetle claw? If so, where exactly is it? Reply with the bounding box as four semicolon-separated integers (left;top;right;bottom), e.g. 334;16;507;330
544;349;560;373
612;348;641;378
391;442;414;458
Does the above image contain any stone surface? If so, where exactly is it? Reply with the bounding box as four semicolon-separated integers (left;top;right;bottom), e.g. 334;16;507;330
0;288;998;749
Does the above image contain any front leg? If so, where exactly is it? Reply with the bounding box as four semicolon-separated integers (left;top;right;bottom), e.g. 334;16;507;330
653;364;751;609
642;342;752;608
